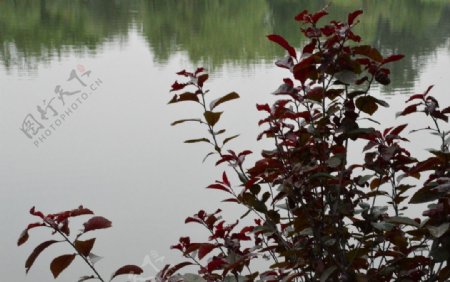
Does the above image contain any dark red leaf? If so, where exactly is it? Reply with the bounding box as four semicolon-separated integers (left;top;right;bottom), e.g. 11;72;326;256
207;257;227;272
222;172;230;187
164;262;193;278
170;81;187;92
197;74;208;87
70;206;94;217
390;124;408;136
348;10;363;25
302;39;317;55
352;45;383;62
198;243;217;260
423;85;434;96
185;216;202;224
29;207;44;219
207;184;231;193
397;103;421;117
311;10;328;24
110;265;143;280
267;34;297;58
256;104;271;113
176;70;193;77
406;94;425;103
294;10;309;22
18;222;45;246
194;67;205;75
74;238;96;257
383;54;405;64
83;216;112;233
50;254;76;278
222;198;239;203
25;240;60;273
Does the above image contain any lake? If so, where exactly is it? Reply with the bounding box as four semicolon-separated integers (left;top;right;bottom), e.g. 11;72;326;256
1;1;449;281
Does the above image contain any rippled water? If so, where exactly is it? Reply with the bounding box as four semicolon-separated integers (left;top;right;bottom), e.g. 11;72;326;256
1;1;449;281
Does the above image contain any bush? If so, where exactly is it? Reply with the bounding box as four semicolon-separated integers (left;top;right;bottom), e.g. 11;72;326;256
19;7;450;282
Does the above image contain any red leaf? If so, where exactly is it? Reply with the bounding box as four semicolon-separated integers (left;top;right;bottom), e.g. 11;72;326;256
207;184;231;193
238;150;253;157
170;81;187;92
390;124;408;136
348;10;363;25
197;74;209;87
83;216;112;233
176;70;193;77
294;10;309;22
423;85;434;96
222;198;239;203
70;206;94;217
397;103;421;117
194;67;205;75
185;216;202;224
164;262;193;278
110;265;143;280
207;257;227;272
199;244;217;260
74;238;96;257
383;54;405;64
50;254;76;278
25;240;60;273
302;40;317;55
222;172;230;187
256;103;271;113
405;94;425;103
29;206;44;219
311;10;328;24
18;222;45;246
267;34;297;58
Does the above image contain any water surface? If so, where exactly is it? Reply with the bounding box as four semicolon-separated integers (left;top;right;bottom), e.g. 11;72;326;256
1;1;450;281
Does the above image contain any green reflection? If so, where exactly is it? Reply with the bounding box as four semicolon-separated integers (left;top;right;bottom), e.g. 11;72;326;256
0;0;449;93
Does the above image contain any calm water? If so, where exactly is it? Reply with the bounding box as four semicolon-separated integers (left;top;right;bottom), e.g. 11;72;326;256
1;1;450;281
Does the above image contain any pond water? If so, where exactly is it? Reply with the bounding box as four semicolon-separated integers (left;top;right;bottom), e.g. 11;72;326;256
1;1;449;281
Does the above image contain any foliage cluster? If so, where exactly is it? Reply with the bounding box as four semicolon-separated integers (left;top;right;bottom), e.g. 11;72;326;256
19;8;450;282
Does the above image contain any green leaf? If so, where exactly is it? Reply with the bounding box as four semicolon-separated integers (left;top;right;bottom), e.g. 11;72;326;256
356;96;378;115
385;216;419;227
410;186;441;204
168;92;199;104
204;111;222;127
202;152;215;163
223;134;239;145
352;45;383;62
210;92;240;110
184;138;210;144
335;70;357;84
50;254;76;278
171;119;203;126
320;266;337;282
427;223;449;238
326;156;341;168
371;221;395;231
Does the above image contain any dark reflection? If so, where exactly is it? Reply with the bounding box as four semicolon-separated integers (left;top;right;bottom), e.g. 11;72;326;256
1;0;449;93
